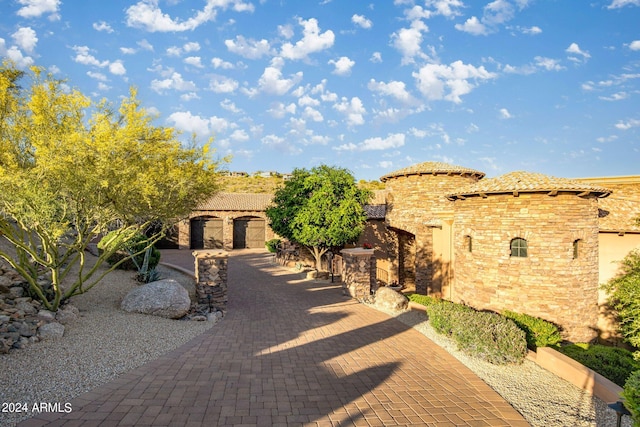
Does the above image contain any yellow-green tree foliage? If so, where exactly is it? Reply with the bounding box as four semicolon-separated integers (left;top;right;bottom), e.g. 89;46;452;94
0;61;224;311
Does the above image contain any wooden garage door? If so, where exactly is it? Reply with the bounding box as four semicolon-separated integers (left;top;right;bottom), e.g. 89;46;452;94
233;217;265;249
191;217;223;249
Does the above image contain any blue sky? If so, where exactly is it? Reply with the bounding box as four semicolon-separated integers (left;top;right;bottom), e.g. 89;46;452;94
0;0;639;181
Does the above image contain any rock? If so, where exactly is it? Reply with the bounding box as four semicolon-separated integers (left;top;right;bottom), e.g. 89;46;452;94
0;338;12;354
55;307;78;324
374;286;408;311
121;279;191;319
16;301;38;315
9;287;24;298
38;322;65;340
37;310;56;322
191;315;207;321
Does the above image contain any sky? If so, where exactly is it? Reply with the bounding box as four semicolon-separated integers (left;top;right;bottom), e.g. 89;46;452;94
0;0;639;181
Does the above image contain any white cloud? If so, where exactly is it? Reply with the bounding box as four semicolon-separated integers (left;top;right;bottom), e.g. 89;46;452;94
108;60;126;76
212;57;234;69
391;20;429;64
425;0;465;17
72;46;109;67
413;60;497;103
629;40;640;51
268;102;297;119
150;72;196;93
499;108;512;119
256;61;303;95
566;43;591;62
534;56;565;71
120;47;137;55
334;133;405;151
302;106;324;122
125;0;254;32
379;161;393;169
93;21;114;33
180;92;200;101
522;26;542;35
368;79;418;105
455;16;487;35
261;134;302;155
12;27;37;53
352;14;372;29
167;111;212;136
599;92;628;101
483;0;515;26
230;129;250;142
221;99;242;114
280;18;335;60
225;35;272;59
333;97;366;126
607;0;640;8
329;56;355;75
278;24;294;39
87;71;107;81
16;0;60;19
370;52;382;63
184;56;204;68
615;118;640;130
209;75;239;93
0;39;33;67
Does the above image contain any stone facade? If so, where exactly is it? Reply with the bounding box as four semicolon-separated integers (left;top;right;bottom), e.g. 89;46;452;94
340;248;376;300
193;250;228;310
450;192;601;342
381;163;483;295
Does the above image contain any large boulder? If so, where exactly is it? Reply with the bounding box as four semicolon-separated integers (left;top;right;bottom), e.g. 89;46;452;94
374;286;408;311
121;279;191;319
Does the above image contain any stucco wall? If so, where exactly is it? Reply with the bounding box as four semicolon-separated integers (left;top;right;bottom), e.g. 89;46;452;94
451;192;601;342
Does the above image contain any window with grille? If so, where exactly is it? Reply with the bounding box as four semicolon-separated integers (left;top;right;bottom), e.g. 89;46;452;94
510;238;528;257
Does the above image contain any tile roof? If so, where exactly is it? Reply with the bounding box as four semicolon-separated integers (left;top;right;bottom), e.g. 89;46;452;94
576;178;640;232
197;193;274;211
380;161;485;182
447;171;612;200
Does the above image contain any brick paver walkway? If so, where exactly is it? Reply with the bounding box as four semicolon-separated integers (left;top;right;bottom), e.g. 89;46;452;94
21;250;529;426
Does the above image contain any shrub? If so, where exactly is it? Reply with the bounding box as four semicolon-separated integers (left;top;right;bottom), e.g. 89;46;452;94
602;249;640;352
558;343;640;387
452;310;528;365
502;310;562;350
427;299;474;336
98;231;161;271
623;370;640;426
407;294;439;309
265;238;281;253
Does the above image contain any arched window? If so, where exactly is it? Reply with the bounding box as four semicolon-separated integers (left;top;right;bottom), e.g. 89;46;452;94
465;235;472;253
510;238;528;257
573;239;581;259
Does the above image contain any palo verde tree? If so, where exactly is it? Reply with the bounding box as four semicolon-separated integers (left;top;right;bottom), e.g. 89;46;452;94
265;165;371;271
0;61;224;311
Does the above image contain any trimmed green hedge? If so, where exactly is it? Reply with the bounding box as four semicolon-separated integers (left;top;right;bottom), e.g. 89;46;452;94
558;343;640;387
416;297;527;365
265;238;281;253
502;310;562;350
623;370;640;426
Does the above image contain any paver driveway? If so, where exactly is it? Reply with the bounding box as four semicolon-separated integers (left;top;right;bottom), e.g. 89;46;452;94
21;250;529;426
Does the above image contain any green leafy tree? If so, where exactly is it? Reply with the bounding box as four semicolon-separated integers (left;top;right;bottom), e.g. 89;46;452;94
266;165;371;271
602;249;640;353
0;61;225;311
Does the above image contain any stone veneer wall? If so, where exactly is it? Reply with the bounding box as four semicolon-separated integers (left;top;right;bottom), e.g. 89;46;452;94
193;250;228;310
341;248;376;300
384;174;481;294
451;193;600;342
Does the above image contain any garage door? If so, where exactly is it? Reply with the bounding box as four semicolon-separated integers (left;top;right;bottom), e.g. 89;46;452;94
191;217;224;249
233;217;265;249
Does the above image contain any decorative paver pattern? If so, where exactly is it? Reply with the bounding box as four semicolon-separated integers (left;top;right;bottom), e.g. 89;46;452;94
20;250;529;426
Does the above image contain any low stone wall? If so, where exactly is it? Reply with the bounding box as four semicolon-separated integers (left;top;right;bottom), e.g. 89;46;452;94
341;248;376;300
193;250;228;311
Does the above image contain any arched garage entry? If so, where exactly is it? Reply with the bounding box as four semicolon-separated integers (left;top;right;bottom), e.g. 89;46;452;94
190;216;223;249
233;216;265;249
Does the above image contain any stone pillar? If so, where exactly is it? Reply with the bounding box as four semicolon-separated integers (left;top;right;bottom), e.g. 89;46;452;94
341;248;376;300
193;250;228;310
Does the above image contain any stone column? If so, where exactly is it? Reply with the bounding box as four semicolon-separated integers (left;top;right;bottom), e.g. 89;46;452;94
193;250;228;310
341;248;376;300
